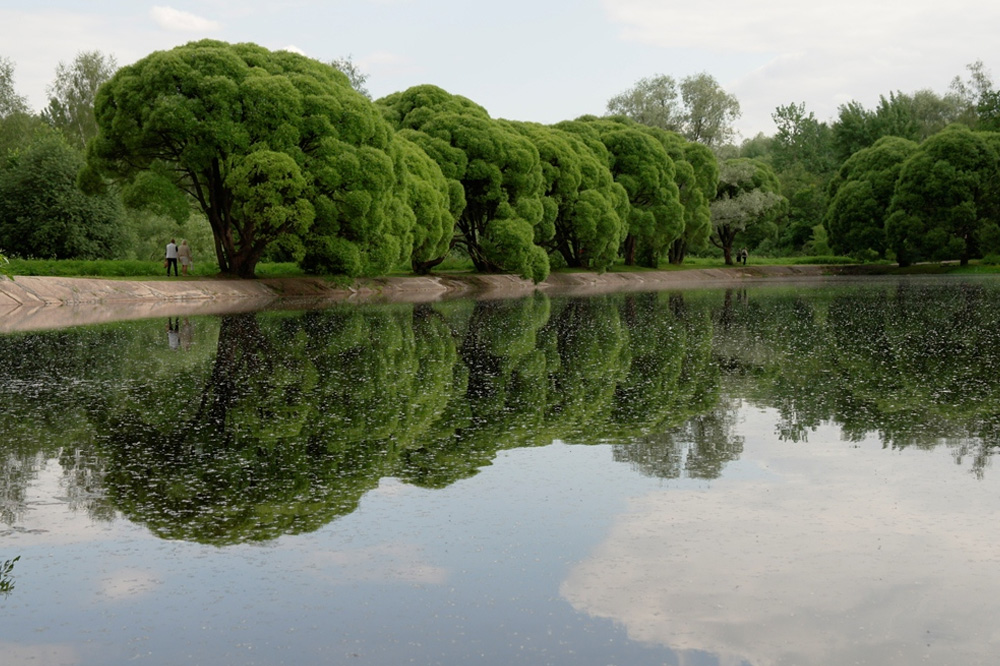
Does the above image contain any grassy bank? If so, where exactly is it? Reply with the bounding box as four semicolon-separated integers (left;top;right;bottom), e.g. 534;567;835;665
6;255;1000;280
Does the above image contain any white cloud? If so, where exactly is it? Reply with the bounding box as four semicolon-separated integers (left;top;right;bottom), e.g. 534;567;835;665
561;417;1000;664
150;6;221;32
280;44;307;56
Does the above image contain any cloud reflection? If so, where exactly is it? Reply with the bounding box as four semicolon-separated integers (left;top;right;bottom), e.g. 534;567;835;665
561;413;1000;665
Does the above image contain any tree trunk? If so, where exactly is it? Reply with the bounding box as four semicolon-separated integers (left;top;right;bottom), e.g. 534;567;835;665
669;238;686;265
412;254;446;274
623;234;636;266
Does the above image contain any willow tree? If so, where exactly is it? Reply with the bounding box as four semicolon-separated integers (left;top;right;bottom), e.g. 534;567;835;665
558;116;685;267
509;121;629;271
638;127;718;264
378;85;550;282
886;125;1000;266
710;158;785;264
86;40;413;278
824;135;918;259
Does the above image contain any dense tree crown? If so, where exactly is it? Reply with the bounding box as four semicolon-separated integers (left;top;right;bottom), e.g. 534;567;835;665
825;136;918;259
378;84;551;282
87;40;415;278
4;42;1000;274
710;158;784;265
886;126;1000;266
43;50;118;151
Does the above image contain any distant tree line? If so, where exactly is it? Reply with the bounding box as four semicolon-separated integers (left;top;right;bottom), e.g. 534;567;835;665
2;42;999;277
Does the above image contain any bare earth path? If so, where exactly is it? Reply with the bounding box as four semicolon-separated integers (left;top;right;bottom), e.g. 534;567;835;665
0;265;835;332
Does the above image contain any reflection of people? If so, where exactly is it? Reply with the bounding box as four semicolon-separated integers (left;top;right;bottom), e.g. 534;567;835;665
165;239;179;276
166;318;180;350
177;240;193;276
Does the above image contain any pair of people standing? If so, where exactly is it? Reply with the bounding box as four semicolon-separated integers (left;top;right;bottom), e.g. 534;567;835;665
165;239;193;276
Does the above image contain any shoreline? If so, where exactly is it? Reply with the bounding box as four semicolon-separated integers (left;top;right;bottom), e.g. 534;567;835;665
1;265;841;332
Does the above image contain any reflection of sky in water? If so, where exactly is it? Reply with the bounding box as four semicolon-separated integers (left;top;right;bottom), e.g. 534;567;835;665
3;408;998;664
562;405;1000;666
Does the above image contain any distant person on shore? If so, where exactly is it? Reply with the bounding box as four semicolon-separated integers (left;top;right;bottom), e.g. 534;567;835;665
177;240;192;276
739;247;748;266
165;239;179;276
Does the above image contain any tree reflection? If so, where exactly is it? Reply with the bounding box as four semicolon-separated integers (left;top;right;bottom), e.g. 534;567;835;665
3;279;999;543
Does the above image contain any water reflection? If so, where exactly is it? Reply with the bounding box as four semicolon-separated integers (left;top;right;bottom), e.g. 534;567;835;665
563;414;1000;666
1;280;998;547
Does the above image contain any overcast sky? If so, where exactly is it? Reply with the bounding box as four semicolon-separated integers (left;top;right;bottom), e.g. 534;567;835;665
3;0;999;141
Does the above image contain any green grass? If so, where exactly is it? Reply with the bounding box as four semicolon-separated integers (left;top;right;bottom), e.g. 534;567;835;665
5;258;307;279
8;255;1000;281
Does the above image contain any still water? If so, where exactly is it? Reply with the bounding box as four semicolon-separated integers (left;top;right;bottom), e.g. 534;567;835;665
1;278;998;665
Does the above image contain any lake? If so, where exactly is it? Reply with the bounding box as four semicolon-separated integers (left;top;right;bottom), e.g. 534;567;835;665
1;277;998;665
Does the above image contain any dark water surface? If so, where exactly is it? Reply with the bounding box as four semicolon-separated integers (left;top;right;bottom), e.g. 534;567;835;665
2;277;999;665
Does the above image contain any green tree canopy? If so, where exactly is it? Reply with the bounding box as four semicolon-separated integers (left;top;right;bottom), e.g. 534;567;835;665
0;56;29;118
605;74;684;132
379;85;550;282
710;158;785;264
557;116;684;267
639;127;718;264
825;135;918;258
42;50;118;151
87;40;412;278
0;55;42;159
0;130;127;259
396;130;458;273
886;125;1000;266
509;121;629;271
606;72;741;148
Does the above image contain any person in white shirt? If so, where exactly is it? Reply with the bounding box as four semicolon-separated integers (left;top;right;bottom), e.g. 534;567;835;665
165;239;179;276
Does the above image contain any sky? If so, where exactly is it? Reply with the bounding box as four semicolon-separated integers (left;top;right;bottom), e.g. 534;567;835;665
2;0;1000;141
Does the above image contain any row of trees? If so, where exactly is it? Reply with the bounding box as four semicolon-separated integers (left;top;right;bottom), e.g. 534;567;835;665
609;62;1000;265
4;41;1000;277
2;41;786;279
82;40;755;279
732;62;1000;264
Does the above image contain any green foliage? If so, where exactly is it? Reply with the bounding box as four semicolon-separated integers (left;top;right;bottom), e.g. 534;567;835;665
379;85;550;282
607;72;742;148
0;130;128;259
771;102;837;174
557;116;685;268
804;224;832;256
886;126;1000;266
710;158;785;263
396;131;455;273
0;57;28;117
89;40;411;278
120;168;192;224
0;555;19;595
509;121;628;271
825;135;918;258
42;50;118;150
832;90;964;162
606;74;684;131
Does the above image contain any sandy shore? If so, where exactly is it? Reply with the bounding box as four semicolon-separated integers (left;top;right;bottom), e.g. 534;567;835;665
0;265;834;332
